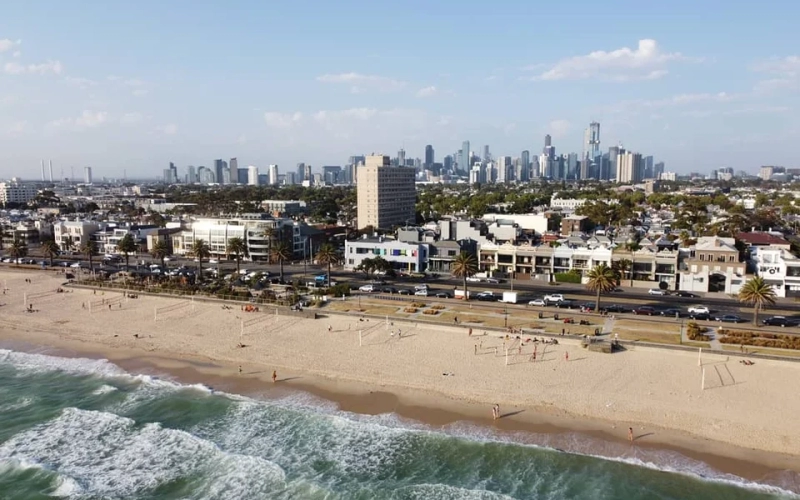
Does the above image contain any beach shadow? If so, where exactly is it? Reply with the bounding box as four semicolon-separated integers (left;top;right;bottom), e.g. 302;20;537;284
568;357;587;362
634;432;655;441
398;334;417;339
280;377;302;382
500;409;525;419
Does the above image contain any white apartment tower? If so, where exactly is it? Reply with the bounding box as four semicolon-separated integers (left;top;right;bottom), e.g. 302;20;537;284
356;155;416;230
268;164;279;185
247;165;260;186
83;166;93;184
616;151;642;184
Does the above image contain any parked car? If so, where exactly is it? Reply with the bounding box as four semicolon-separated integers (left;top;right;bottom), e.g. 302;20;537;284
381;287;398;294
690;312;711;321
762;316;799;327
715;314;744;323
397;288;413;295
434;291;452;298
475;292;495;301
358;284;376;293
485;278;500;284
528;298;546;306
687;305;710;315
544;294;564;303
648;288;667;296
660;308;682;317
674;291;699;298
466;276;482;282
554;300;577;309
414;289;429;296
209;259;219;264
632;306;657;315
602;304;627;313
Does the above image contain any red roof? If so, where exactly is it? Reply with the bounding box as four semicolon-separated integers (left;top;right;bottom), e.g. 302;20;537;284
736;232;789;246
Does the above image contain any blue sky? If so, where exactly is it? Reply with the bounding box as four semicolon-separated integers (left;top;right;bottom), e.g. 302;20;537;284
1;0;798;179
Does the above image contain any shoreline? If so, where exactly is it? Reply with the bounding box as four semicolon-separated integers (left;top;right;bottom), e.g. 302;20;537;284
1;269;800;494
2;333;798;489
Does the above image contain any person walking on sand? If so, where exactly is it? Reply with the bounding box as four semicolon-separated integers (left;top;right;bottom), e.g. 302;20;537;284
628;427;634;442
272;370;277;383
238;365;242;374
565;351;569;362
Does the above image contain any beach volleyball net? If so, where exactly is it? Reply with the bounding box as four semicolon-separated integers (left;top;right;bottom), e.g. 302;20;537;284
88;294;124;313
23;290;60;305
239;308;279;338
154;298;195;321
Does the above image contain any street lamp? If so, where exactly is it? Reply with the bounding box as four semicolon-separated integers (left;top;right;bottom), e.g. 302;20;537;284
504;306;508;328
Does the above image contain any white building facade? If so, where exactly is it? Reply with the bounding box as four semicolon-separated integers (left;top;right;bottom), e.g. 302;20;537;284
752;247;800;298
344;236;429;272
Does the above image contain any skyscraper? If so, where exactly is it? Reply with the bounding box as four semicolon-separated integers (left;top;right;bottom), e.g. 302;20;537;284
304;164;312;182
269;164;279;185
543;135;551;154
84;166;92;184
357;155;416;229
654;162;665;179
424;145;434;168
617;151;642;184
582;122;600;180
229;158;239;183
187;165;196;184
397;148;406;168
296;163;306;181
642;156;654;179
443;155;453;173
214;159;226;185
497;156;512;183
247;166;259;186
482;145;490;162
460;141;470;172
606;146;620;182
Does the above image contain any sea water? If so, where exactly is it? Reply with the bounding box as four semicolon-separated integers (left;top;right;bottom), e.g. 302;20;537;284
0;348;798;500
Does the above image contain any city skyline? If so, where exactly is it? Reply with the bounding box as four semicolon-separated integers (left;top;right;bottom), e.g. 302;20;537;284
1;1;799;178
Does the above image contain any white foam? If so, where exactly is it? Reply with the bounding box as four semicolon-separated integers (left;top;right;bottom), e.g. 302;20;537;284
0;407;286;498
393;483;517;500
0;348;125;377
0;396;34;412
91;384;118;396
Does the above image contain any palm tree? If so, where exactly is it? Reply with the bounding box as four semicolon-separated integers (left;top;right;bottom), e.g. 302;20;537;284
80;240;98;274
227;237;248;274
738;276;777;326
151;240;169;268
612;259;631;287
586;263;619;312
116;233;137;271
190;239;211;274
41;239;59;267
270;240;292;280
452;252;479;301
263;226;276;256
625;241;641;286
315;243;339;285
8;241;27;267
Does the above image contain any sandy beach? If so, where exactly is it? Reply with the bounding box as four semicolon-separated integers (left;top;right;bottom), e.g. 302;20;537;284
2;269;800;480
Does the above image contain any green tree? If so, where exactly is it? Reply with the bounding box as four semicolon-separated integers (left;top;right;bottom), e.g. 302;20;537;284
190;239;211;274
227;237;248;274
315;243;339;285
151;239;170;268
270;240;292;280
738;276;777;326
116;234;137;271
612;259;631;287
80;240;98;274
452;252;479;302
356;257;376;277
586;263;619;312
41;239;59;267
9;241;27;267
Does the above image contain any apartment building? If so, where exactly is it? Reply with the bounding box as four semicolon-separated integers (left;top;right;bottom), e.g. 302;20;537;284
344;235;428;272
679;236;745;294
53;221;102;251
0;181;37;205
751;246;800;298
356;155;416;229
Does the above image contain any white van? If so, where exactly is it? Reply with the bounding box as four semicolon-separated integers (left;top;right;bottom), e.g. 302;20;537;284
414;284;429;291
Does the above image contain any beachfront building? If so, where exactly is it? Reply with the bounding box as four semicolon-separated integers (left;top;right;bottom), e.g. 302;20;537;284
678;236;746;294
751;246;800;298
93;224;161;254
53;221;102;251
478;242;613;281
344;235;429;273
0;180;38;206
356;154;416;230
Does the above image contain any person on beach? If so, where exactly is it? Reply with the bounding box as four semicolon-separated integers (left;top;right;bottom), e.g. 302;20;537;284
491;406;496;420
238;365;242;374
468;328;472;336
493;404;500;420
272;370;277;383
628;427;634;442
565;351;569;361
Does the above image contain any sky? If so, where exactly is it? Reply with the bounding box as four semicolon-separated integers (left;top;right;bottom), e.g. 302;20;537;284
1;0;799;179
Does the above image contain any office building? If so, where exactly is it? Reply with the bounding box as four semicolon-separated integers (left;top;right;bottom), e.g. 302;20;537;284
497;156;512;183
581;122;600;180
642;156;654;179
237;167;248;184
356;155;416;230
443;155;453;173
654;161;665;179
760;166;784;180
84;166;93;184
247;165;259;186
460;141;470;172
197;166;215;184
323;165;342;184
268;164;279;185
617;151;642;183
482;145;490;162
606;147;620;181
186;165;196;184
296;163;306;181
424;145;434;168
229;158;238;182
213;159;226;185
543;135;551;153
304;164;312;182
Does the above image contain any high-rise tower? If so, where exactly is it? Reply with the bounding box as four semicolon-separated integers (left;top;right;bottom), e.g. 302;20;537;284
460;141;471;172
581;122;601;179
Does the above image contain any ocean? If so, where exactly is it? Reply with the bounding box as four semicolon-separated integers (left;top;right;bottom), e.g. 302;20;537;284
0;348;798;500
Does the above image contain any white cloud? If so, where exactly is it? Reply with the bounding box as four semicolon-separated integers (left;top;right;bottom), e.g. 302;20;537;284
263;111;304;129
132;89;148;97
416;86;438;98
156;123;177;135
75;110;108;127
124;78;145;87
120;112;143;124
548;119;571;138
316;72;406;93
4;60;63;75
6;121;28;135
529;39;690;82
752;56;800;94
0;38;20;52
64;76;98;89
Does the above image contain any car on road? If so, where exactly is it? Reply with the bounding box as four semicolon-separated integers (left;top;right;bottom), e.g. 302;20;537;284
414;289;429;296
544;294;564;303
690;312;711;321
381;287;398;294
632;306;657;315
554;300;577;309
762;316;799;327
466;276;482;282
715;314;744;323
475;292;496;301
209;259;219;264
687;305;710;315
601;304;628;313
434;291;452;298
70;262;82;268
674;291;699;298
486;278;501;284
397;288;413;295
660;308;683;317
648;288;667;296
528;298;546;306
358;284;376;293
